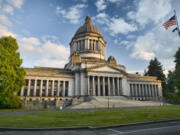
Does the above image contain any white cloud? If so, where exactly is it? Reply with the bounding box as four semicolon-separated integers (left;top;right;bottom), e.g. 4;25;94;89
130;23;180;70
127;0;180;71
93;13;137;35
20;37;40;46
128;0;171;25
0;14;12;26
95;0;107;12
109;18;137;35
56;4;86;24
34;59;67;68
131;32;159;60
42;35;58;42
42;41;69;60
108;0;123;3
56;6;66;15
6;0;24;9
2;5;14;15
120;40;129;45
18;37;70;68
0;24;16;37
93;12;109;24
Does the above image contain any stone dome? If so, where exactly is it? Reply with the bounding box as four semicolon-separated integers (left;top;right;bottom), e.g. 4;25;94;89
74;16;102;37
108;56;117;64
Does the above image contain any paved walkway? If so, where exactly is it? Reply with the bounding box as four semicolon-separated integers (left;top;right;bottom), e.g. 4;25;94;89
0;120;180;135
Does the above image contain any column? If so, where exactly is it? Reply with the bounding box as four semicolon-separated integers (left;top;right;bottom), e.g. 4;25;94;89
40;80;43;96
27;79;31;96
52;80;54;96
63;81;65;97
154;85;156;98
154;85;158;99
141;84;144;97
143;84;146;97
131;84;134;97
136;84;139;98
102;77;105;96
146;84;149;99
68;81;70;97
139;84;142;98
149;85;152;97
134;84;137;99
153;85;156;98
112;78;115;96
33;79;37;96
20;86;24;96
92;76;95;96
108;77;110;96
152;85;155;98
85;39;89;50
129;84;132;97
98;76;100;96
46;80;49;96
154;85;157;100
87;76;89;96
156;85;159;97
117;78;120;96
57;81;60;96
139;84;141;98
119;78;122;95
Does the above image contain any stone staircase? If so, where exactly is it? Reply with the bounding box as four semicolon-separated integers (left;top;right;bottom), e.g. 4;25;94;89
67;96;163;109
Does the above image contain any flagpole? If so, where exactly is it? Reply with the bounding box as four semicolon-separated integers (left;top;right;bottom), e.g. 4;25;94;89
174;10;180;37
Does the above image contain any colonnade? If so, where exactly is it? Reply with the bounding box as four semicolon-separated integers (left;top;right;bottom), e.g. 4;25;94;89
130;83;160;100
87;76;122;96
20;79;69;97
71;39;105;55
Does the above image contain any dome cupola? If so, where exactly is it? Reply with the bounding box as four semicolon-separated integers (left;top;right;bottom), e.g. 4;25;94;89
108;56;117;64
74;16;102;38
69;16;106;61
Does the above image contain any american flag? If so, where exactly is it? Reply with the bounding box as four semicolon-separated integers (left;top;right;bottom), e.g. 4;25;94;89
163;15;177;30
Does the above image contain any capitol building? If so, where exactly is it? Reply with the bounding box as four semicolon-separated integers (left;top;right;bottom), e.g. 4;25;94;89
19;16;162;103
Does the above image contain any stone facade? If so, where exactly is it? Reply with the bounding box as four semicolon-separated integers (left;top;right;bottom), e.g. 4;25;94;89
19;16;162;103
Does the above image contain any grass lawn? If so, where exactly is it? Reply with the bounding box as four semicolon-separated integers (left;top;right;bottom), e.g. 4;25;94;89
0;105;180;128
0;108;56;112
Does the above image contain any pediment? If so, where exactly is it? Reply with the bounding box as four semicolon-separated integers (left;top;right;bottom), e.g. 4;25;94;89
88;65;122;73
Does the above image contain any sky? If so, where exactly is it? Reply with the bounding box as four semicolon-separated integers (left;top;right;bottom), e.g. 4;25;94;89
0;0;180;75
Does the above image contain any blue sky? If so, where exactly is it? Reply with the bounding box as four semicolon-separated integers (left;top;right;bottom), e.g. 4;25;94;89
0;0;180;74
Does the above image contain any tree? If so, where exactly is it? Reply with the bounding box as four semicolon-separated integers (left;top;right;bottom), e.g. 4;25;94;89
173;66;180;95
174;47;180;68
0;36;25;108
145;58;166;82
165;48;180;100
145;58;166;94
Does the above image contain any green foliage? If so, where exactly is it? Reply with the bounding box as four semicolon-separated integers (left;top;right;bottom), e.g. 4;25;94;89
174;47;180;68
0;36;25;108
145;58;166;93
145;58;165;82
165;48;180;102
